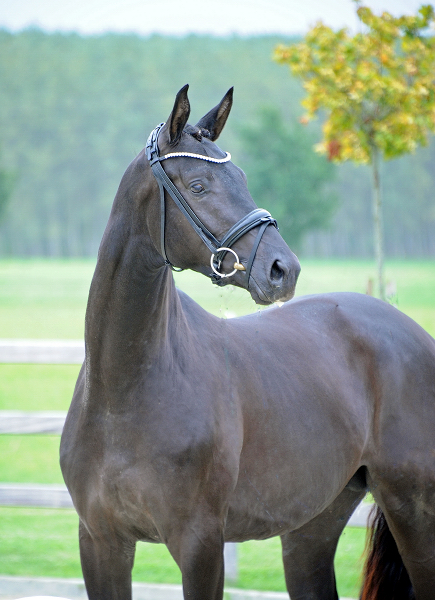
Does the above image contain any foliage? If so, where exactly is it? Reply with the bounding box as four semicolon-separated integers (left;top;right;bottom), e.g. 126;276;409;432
275;3;435;298
0;30;302;257
0;153;14;222
0;30;433;258
274;3;435;164
304;140;435;259
239;106;337;251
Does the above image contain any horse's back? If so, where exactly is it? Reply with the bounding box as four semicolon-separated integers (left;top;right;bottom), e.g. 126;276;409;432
245;291;435;445
235;291;435;384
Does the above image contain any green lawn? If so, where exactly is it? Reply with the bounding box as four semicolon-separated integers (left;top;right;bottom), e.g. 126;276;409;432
0;257;433;598
1;259;433;488
0;260;94;339
294;259;435;337
0;364;80;411
0;258;434;338
0;507;366;598
0;436;63;483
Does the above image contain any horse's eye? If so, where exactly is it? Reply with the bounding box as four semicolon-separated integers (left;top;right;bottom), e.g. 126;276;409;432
190;183;205;194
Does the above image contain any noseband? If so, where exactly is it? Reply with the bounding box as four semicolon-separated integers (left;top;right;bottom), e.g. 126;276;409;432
146;123;278;284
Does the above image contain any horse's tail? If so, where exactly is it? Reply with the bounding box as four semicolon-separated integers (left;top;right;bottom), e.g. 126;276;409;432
360;504;414;600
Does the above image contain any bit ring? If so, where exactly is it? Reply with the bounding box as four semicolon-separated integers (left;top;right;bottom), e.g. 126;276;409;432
210;247;241;278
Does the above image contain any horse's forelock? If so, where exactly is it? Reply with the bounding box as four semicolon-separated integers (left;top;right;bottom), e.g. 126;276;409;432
184;124;211;141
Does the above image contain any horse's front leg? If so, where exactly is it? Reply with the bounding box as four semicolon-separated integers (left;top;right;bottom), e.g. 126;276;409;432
79;520;136;600
166;509;226;600
280;484;366;600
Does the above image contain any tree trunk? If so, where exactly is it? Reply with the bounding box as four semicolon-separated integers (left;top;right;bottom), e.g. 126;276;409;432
371;147;385;301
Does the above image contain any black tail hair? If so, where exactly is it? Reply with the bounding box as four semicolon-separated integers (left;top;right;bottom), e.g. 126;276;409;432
360;505;414;600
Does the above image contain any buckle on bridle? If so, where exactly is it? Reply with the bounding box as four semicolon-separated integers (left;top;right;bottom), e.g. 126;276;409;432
146;122;165;163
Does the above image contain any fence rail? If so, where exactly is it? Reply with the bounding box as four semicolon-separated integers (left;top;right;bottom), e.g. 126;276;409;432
0;339;371;597
0;410;373;526
0;339;84;364
0;410;66;434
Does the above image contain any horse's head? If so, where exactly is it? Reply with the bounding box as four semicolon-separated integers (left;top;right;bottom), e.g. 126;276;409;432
145;85;300;305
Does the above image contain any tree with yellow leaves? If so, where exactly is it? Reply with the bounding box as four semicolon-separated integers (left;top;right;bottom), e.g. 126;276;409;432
275;3;435;300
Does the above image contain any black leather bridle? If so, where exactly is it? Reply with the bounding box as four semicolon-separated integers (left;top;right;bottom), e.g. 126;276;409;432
146;122;278;284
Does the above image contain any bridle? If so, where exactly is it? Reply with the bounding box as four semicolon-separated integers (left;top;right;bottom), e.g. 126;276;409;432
146;122;278;284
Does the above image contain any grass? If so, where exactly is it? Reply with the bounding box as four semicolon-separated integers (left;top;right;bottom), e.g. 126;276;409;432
1;258;433;487
0;257;433;597
0;260;94;339
0;258;434;338
0;507;366;598
0;364;80;411
1;259;434;486
294;259;435;337
0;436;63;484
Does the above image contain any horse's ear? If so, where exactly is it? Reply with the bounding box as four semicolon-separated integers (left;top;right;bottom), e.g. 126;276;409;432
167;84;191;145
195;88;233;141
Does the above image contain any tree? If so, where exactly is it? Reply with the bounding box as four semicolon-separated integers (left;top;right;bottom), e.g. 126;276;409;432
0;156;14;224
275;3;435;299
0;30;303;256
239;106;337;252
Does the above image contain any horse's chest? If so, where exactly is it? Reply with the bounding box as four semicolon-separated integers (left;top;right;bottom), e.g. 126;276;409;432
68;444;170;543
65;406;239;543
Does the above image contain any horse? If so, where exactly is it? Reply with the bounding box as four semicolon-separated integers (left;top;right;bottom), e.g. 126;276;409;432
60;85;435;600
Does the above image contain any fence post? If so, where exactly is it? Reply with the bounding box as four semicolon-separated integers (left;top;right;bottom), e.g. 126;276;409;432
224;542;238;583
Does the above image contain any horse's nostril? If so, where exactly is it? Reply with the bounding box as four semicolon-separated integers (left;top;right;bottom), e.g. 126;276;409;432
270;260;287;282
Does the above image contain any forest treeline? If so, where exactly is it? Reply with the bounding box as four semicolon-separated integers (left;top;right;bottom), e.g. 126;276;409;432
0;29;434;258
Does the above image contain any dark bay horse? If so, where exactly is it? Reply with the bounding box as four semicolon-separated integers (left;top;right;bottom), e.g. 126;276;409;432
60;86;435;600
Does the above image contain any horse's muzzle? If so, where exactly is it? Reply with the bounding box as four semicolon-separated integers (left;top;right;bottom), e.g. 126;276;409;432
248;253;301;305
215;247;300;305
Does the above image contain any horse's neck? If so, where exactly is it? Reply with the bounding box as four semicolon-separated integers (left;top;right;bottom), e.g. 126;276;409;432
84;213;183;399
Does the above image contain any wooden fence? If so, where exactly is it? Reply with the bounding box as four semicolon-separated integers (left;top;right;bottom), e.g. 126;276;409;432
0;339;372;586
0;340;83;509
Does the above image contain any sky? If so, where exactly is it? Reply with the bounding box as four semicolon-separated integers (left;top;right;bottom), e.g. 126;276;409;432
0;0;431;37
